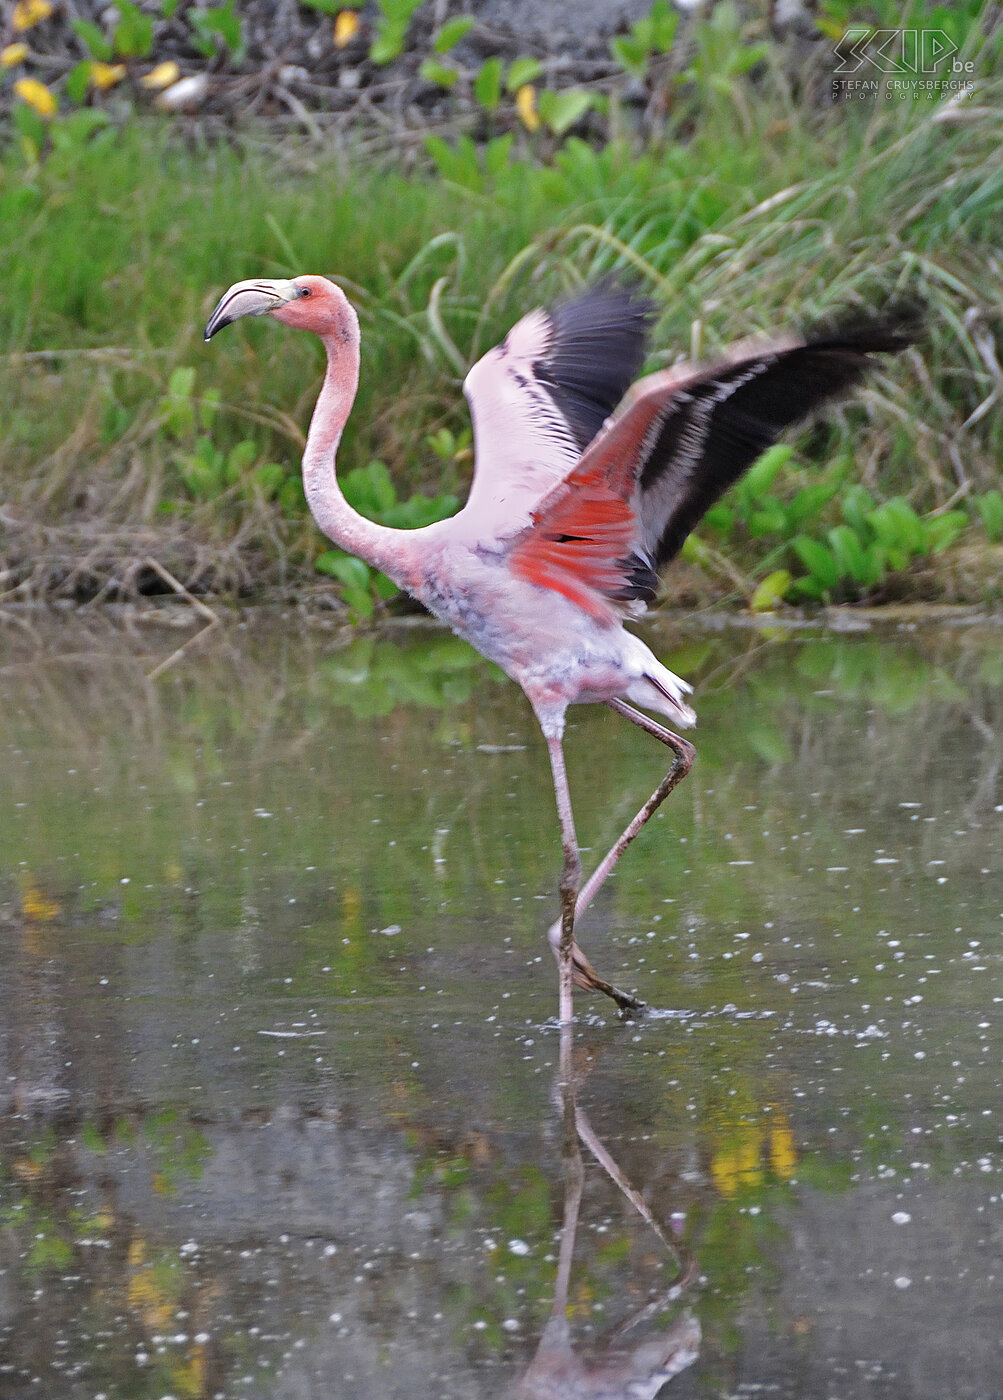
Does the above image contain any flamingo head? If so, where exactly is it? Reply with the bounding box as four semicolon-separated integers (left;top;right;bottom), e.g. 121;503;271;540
204;275;356;342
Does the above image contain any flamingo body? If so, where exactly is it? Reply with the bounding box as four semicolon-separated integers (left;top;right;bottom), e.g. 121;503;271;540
205;273;913;1019
402;537;694;739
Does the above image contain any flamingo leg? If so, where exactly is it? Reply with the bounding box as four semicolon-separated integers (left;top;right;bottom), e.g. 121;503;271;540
545;735;583;1026
546;700;695;1015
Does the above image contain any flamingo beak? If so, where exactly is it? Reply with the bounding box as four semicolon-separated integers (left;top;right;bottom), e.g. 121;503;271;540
204;278;305;341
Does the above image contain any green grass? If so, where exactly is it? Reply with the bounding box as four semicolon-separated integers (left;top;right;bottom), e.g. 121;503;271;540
1;45;1001;605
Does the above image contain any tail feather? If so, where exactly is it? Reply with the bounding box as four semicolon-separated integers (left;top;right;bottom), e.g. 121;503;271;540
627;668;697;728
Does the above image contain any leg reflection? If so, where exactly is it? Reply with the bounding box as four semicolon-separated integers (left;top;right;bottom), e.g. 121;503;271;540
511;1024;700;1399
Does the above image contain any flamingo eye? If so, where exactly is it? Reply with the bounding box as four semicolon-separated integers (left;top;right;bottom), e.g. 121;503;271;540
297;285;311;297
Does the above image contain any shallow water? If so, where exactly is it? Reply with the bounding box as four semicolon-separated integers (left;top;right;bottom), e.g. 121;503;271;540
0;610;1000;1399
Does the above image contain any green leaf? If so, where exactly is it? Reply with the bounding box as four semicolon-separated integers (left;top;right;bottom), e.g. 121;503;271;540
730;41;770;75
973;489;1003;542
420;58;458;88
161;366;197;437
474;57;503;110
841;484;876;536
506;56;544;92
365;460;396;513
750;569;792;612
373;571;399;600
827;524;880;585
789;575;827;601
703;503;734;536
868;498;926;555
791;536;840;590
278;475;306;515
315;553;372;592
382;492;458;529
225;440;257;483
925;509;968;553
341;461;395;515
537;88;593;135
114;0;154;57
741;443;792;499
343;587;375;618
377;0;423;18
168;365;196;399
785;481;838;529
197;386;221;430
71;19;114;61
370;19;408;64
680;533;712;566
252;463;286;498
747;502;786;537
483;132;513;178
433;16;474;53
648;0;679;50
51;110;111;150
425;134;482;189
190;0;244;59
610;33;649;76
66;60;98;104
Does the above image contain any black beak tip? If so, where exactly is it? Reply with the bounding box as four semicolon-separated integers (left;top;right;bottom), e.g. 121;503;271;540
204;313;229;342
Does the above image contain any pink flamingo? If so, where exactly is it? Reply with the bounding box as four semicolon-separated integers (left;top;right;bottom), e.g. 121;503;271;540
205;276;910;1023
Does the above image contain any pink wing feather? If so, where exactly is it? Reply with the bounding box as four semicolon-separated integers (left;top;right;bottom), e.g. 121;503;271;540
459;287;652;540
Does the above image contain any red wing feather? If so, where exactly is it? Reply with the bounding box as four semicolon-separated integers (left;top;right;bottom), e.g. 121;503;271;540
507;421;656;621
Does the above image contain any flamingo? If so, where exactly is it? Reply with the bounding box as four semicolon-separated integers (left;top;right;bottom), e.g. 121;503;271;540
204;276;911;1023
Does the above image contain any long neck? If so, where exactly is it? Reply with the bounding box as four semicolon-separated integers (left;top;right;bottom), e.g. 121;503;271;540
302;328;407;581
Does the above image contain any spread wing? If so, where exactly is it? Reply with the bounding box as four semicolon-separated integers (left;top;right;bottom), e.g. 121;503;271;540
458;285;652;539
508;313;917;622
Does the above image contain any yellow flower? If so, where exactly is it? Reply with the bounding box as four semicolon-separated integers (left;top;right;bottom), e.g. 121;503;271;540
1;43;30;66
334;9;360;47
141;60;181;90
14;76;57;117
515;83;540;132
13;0;52;31
90;61;127;90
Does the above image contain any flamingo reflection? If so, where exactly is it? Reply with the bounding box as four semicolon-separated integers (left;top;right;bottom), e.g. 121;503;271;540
511;1025;700;1399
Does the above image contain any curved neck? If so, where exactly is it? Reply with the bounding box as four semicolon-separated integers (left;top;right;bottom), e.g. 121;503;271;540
302;329;406;581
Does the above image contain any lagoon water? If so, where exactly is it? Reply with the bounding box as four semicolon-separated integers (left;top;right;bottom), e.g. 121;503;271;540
1;610;1000;1399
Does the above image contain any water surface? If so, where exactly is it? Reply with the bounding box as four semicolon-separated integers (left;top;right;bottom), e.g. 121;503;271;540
1;610;1000;1399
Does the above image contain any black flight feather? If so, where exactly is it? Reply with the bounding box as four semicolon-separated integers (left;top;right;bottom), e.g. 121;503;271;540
534;283;654;452
640;308;920;569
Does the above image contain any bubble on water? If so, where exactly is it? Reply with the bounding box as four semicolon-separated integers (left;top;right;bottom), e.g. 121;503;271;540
894;1276;912;1289
508;1239;530;1256
892;1211;911;1224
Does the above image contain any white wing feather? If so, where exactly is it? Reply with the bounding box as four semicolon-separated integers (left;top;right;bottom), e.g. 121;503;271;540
455;308;583;543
